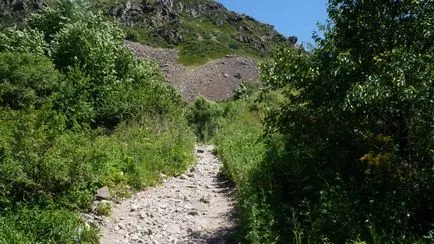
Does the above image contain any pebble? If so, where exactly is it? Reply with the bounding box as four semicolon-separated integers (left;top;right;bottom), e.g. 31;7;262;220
188;211;199;216
139;212;147;219
130;204;139;212
200;196;211;204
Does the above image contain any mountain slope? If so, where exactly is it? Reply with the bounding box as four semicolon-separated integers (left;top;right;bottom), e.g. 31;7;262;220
0;0;295;65
126;40;259;101
106;0;290;64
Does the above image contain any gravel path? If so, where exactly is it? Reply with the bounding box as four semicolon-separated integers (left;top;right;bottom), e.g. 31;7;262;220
99;145;237;244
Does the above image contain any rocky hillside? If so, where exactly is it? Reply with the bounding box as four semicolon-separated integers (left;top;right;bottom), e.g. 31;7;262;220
1;0;292;100
126;40;259;101
106;0;292;62
1;0;295;64
0;0;45;28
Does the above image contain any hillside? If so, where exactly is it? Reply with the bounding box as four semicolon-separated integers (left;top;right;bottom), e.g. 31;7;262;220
126;40;259;101
0;0;294;65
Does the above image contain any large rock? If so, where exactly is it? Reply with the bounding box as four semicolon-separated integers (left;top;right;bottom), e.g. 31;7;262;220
96;186;111;200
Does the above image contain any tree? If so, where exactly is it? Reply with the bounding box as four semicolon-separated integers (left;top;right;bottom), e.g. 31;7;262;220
260;0;433;242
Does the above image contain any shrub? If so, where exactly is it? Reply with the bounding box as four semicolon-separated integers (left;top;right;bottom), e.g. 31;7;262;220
215;100;265;185
258;0;434;242
0;27;46;55
215;1;434;242
96;117;195;190
0;108;94;208
188;97;224;142
50;8;184;128
95;202;112;216
29;0;90;42
0;52;59;110
0;209;98;243
214;95;285;243
51;12;125;79
53;68;95;127
95;59;184;128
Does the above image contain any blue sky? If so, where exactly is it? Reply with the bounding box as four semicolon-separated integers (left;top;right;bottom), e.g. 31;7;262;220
216;0;329;45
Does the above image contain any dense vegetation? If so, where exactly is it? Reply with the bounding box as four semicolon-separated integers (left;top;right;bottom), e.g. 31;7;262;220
2;0;433;243
0;1;194;242
204;0;434;243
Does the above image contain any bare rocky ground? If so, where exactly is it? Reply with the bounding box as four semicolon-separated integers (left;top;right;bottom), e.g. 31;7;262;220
125;41;259;101
97;145;238;244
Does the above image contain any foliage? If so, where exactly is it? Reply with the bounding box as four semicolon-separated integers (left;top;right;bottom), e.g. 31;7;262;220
49;10;184;127
188;97;225;142
178;39;231;66
215;102;264;185
0;208;98;243
256;0;434;242
0;53;59;109
214;101;271;244
213;94;286;243
95;202;112;216
51;11;124;77
29;0;90;42
213;0;434;243
234;81;263;100
0;1;195;242
0;27;46;55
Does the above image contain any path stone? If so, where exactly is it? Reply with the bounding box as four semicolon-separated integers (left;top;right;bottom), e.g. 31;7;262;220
99;145;237;244
96;186;112;200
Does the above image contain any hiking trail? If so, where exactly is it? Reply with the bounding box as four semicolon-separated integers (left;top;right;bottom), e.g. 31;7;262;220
99;145;237;244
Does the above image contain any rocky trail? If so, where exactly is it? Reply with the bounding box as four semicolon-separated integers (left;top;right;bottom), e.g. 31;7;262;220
98;145;238;244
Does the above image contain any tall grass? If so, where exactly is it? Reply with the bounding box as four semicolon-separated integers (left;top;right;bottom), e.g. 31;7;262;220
214;100;275;243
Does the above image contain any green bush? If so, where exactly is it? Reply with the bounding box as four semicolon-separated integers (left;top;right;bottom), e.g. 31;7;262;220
0;108;94;208
178;39;231;65
95;202;112;216
215;1;434;243
53;68;96;126
95;117;195;190
95;59;184;128
51;12;125;79
214;100;272;243
215;100;264;185
49;9;184;127
257;0;434;242
188;97;225;142
0;52;59;109
0;27;46;55
0;209;98;243
214;95;287;243
29;0;90;42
